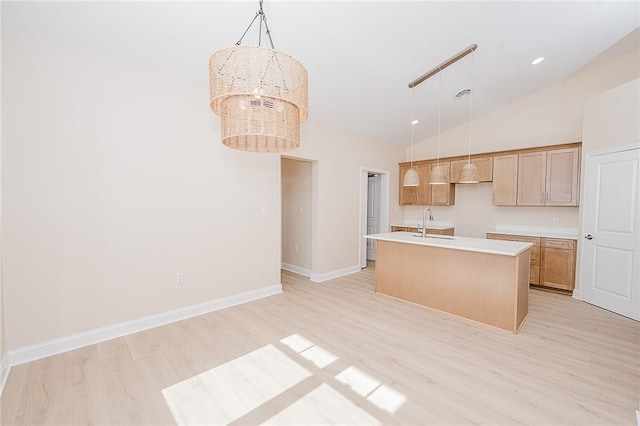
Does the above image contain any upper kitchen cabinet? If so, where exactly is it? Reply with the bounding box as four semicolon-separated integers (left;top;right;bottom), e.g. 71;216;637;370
399;163;417;205
431;162;455;206
492;145;581;207
546;148;580;206
517;147;581;206
400;143;580;207
492;154;519;205
517;151;547;205
416;163;433;205
398;161;454;206
399;162;433;205
451;157;493;183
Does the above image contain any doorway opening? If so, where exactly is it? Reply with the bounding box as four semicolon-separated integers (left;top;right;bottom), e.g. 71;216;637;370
359;168;390;269
281;157;315;278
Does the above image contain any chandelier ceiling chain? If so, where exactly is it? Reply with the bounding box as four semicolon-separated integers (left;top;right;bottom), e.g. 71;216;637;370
235;0;275;49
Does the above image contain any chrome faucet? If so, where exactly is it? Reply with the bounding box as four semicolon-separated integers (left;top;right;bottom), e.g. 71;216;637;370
422;208;434;237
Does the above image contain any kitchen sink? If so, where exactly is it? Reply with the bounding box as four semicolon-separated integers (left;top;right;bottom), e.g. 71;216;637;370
412;234;455;240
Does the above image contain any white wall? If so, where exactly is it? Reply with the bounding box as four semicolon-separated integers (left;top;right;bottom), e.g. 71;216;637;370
403;48;640;237
582;78;640;154
1;28;283;350
292;123;403;276
281;158;312;272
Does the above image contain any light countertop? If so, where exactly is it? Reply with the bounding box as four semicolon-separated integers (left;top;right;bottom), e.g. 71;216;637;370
366;232;532;256
487;225;579;240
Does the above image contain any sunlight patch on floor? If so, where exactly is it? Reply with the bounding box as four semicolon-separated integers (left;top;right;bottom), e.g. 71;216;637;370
262;383;382;425
162;333;407;424
336;366;407;413
162;344;311;425
281;333;338;368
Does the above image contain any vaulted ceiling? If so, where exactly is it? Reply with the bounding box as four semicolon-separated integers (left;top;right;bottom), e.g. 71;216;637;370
3;1;639;145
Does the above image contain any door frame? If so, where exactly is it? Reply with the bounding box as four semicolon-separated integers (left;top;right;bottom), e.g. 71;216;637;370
359;167;390;268
575;143;640;306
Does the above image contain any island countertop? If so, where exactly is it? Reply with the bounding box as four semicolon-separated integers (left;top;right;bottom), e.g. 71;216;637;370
366;232;532;256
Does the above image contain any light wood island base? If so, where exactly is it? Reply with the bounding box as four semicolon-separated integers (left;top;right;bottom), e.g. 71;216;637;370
374;240;530;333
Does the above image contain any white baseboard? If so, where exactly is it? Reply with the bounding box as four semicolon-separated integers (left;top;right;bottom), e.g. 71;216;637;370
9;284;282;367
0;354;11;399
310;265;361;283
281;263;311;278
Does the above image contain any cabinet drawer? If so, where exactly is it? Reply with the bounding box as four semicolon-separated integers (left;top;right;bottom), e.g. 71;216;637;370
542;238;575;250
515;236;541;247
391;226;407;232
487;233;540;246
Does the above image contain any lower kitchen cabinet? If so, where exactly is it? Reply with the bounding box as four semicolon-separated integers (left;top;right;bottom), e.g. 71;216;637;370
486;233;576;293
391;226;454;236
540;238;576;291
486;233;540;285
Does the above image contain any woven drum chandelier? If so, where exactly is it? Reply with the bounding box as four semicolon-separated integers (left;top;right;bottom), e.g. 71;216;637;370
209;1;308;153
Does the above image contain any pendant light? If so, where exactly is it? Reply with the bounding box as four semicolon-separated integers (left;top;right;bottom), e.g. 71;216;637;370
209;0;308;153
430;72;448;185
459;50;480;183
403;90;420;187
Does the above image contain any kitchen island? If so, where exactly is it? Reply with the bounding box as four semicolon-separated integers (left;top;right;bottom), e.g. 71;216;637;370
365;232;532;333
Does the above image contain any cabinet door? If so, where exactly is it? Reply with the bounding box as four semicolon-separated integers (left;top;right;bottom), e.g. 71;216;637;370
540;246;575;290
416;163;432;205
517;152;546;206
451;157;493;183
399;164;417;205
492;155;518;205
431;162;455;205
546;147;580;206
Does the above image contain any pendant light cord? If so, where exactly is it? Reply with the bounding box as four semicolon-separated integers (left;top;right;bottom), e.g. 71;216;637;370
467;51;474;164
436;70;442;166
410;89;416;169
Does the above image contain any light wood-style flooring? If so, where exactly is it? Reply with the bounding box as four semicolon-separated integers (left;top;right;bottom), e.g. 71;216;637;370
2;263;639;425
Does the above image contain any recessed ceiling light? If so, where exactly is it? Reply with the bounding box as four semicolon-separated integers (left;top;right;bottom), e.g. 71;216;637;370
411;119;419;125
531;57;544;65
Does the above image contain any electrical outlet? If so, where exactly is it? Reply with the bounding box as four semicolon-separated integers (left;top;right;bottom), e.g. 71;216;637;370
511;216;518;224
176;273;184;284
553;218;559;225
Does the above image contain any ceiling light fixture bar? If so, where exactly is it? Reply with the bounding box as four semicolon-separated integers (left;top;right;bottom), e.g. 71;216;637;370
408;44;477;88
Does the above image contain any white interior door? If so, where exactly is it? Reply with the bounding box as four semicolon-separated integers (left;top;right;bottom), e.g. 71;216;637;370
580;146;640;320
366;175;381;260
